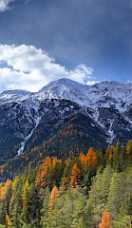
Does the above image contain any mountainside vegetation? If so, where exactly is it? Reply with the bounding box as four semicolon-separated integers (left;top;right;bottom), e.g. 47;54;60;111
2;79;132;165
0;141;132;227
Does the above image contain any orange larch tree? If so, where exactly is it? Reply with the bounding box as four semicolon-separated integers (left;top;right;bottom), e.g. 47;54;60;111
99;210;112;228
79;151;88;167
0;179;12;201
49;186;59;209
80;148;97;168
86;148;97;167
70;163;80;188
35;157;62;187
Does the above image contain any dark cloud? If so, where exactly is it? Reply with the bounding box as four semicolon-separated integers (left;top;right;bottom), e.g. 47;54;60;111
0;0;132;81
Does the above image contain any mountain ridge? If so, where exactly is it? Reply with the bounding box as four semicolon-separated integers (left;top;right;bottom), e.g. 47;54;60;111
1;78;132;110
0;78;132;167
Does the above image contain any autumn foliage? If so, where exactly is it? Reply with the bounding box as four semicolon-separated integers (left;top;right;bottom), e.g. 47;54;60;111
70;163;80;188
0;142;131;227
99;211;112;228
35;157;62;187
5;214;12;227
49;186;59;209
79;148;97;168
0;179;12;201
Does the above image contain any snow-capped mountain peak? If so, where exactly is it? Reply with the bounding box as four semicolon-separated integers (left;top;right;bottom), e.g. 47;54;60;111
36;78;90;106
40;78;87;91
35;79;132;111
1;79;132;111
1;78;132;161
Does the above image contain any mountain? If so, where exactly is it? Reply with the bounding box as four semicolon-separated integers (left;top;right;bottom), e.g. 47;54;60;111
36;79;132;143
37;79;132;111
0;78;132;168
37;78;89;106
0;89;32;104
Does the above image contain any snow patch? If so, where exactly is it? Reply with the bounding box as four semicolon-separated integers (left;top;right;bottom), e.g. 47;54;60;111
17;116;41;155
107;119;115;144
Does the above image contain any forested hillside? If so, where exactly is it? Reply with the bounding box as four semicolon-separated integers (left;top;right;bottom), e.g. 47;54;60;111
0;141;132;227
1;0;132;227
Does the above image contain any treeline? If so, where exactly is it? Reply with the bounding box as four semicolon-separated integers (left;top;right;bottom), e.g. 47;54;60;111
0;141;132;227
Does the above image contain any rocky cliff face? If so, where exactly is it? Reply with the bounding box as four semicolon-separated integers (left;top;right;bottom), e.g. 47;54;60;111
0;79;132;164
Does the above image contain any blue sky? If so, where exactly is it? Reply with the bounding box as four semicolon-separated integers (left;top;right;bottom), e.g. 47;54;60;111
0;0;132;91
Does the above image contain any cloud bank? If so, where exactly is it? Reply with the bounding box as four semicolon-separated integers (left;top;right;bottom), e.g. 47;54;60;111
0;44;95;92
0;0;14;12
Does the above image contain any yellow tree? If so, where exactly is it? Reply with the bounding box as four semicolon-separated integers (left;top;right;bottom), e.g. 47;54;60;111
5;214;12;227
126;140;132;155
21;179;30;208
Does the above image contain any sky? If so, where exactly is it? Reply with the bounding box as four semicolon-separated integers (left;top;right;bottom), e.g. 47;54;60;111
0;0;132;91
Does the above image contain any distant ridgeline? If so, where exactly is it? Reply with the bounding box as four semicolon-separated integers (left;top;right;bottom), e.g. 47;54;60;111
0;141;132;227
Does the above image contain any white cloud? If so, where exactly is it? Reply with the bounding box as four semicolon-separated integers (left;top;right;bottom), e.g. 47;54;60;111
0;44;95;92
0;0;14;12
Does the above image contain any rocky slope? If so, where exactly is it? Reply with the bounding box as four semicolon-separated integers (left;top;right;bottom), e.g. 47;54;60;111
0;79;132;164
